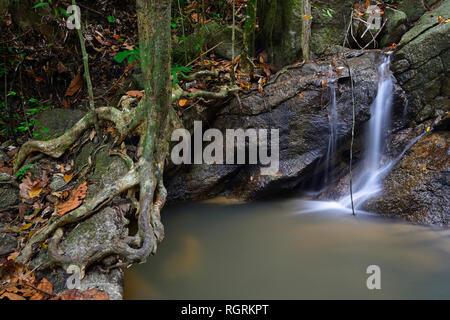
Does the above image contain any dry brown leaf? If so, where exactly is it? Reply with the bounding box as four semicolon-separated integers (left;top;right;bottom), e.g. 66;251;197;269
29;185;43;198
0;291;26;300
65;71;82;97
37;278;53;295
126;90;144;99
7;252;19;261
19;174;33;200
54;288;109;300
20;223;33;231
57;181;88;216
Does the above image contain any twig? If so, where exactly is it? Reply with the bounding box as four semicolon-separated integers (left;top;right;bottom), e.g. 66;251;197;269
72;0;100;135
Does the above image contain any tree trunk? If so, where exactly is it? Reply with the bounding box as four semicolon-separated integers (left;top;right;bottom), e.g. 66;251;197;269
242;0;258;73
301;0;311;60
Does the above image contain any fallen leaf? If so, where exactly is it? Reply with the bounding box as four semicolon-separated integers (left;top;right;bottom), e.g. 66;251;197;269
7;252;19;261
0;292;26;300
29;186;43;199
125;90;144;99
178;99;192;107
20;223;33;231
65;71;82;97
63;173;74;183
57;181;88;216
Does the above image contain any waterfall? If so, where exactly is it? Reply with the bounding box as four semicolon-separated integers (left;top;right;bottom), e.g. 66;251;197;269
324;83;338;184
339;56;393;209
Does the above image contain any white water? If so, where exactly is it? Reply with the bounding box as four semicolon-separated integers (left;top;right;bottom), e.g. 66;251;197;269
299;56;397;213
324;82;338;184
339;56;394;209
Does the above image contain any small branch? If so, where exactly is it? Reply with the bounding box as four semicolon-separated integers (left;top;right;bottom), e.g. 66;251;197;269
180;70;219;81
72;0;100;135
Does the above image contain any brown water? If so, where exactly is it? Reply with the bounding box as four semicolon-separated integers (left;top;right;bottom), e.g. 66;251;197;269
124;198;450;299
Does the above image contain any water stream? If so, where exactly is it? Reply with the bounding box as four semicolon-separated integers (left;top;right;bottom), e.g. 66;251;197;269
124;199;450;299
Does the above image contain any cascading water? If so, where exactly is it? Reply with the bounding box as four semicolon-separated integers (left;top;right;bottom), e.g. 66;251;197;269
339;55;393;209
298;55;396;214
324;75;339;184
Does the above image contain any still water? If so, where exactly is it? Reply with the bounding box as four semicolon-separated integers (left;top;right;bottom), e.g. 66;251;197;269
124;198;450;299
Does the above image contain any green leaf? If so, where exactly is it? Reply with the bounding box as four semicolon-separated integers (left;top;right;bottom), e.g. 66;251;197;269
32;2;49;9
108;16;116;23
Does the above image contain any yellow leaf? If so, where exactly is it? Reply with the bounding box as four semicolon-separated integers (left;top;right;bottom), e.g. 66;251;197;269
29;186;42;198
426;126;431;132
63;173;74;183
20;223;33;231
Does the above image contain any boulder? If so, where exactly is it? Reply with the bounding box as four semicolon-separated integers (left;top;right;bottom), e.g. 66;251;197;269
397;0;427;22
34;207;128;300
365;130;449;226
34;108;86;140
392;0;450;123
310;0;354;56
380;8;408;48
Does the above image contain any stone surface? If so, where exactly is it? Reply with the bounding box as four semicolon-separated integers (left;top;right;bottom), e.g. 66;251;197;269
166;51;407;202
34;108;86;140
365;130;450;226
397;0;427;22
310;0;354;56
0;185;20;210
257;0;303;67
392;0;450;123
380;8;408;48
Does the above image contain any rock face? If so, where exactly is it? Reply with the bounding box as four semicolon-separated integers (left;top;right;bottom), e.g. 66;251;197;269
34;109;86;140
257;0;303;67
380;8;408;48
392;0;450;123
310;0;354;56
365;130;450;226
166;51;406;202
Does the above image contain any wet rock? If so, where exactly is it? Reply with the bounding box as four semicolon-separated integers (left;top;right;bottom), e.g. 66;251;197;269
393;0;450;123
365;131;450;226
166;51;406;202
380;8;408;48
34;108;86;140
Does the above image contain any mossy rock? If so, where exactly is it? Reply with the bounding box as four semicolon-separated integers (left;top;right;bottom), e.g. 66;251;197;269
257;0;303;67
173;21;243;64
397;0;427;22
0;186;20;209
310;0;354;56
34;109;86;141
380;8;408;48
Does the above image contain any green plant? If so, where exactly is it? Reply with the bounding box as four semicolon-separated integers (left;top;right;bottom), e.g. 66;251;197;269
16;164;34;181
171;65;192;85
114;47;140;64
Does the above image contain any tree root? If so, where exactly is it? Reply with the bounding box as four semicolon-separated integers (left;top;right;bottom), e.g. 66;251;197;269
14;79;235;275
